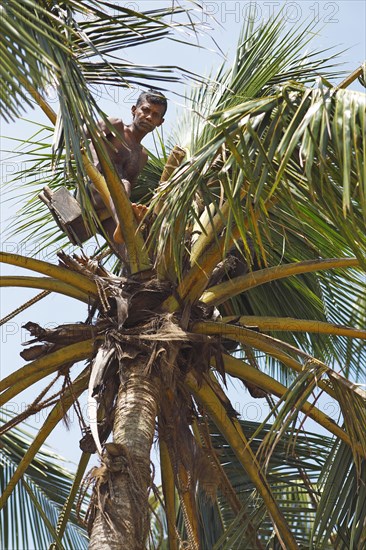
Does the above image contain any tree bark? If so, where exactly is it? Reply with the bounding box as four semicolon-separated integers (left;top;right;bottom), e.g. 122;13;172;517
89;358;160;549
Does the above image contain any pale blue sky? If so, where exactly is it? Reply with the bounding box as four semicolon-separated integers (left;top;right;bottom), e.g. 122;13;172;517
0;0;365;470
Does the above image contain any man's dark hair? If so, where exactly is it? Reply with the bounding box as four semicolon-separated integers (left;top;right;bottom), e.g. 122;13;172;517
136;89;167;115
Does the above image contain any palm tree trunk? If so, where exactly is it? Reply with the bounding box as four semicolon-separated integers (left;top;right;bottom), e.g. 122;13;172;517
89;358;160;549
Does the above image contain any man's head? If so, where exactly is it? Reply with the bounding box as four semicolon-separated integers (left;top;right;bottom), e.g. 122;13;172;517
131;89;167;134
136;89;168;115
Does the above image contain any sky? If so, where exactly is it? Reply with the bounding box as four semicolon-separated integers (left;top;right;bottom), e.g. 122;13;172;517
0;0;365;473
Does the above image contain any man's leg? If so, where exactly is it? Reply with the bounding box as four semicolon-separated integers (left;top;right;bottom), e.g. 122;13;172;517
101;217;129;266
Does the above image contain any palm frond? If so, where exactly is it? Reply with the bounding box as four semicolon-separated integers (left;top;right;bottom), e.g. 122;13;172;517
0;409;89;550
171;418;337;548
207;419;348;547
151;14;353;268
1;0;207;231
221;354;354;450
0;250;98;296
2;123;81;252
0;369;89;511
186;373;299;549
194;319;366;461
0;341;93;407
1;0;202;122
310;440;366;549
158;84;365;271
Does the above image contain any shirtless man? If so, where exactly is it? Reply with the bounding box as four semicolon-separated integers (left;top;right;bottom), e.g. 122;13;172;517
87;89;167;247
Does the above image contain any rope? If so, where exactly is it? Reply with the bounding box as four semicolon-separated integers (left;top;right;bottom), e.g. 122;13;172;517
64;372;88;431
0;290;50;326
0;373;61;437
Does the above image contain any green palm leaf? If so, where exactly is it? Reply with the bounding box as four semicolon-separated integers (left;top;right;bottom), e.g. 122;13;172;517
0;409;89;550
1;0;200;121
205;419;364;549
310;440;366;549
166;418;340;549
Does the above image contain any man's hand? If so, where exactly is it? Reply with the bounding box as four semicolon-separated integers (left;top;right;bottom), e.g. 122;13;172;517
113;203;149;244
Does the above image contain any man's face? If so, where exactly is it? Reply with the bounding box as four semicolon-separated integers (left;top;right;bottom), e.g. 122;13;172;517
131;100;165;133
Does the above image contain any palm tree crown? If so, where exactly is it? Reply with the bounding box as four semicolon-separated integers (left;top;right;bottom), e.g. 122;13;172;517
1;2;366;548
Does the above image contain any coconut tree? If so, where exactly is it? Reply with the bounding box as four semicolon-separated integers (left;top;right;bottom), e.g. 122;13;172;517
1;1;366;548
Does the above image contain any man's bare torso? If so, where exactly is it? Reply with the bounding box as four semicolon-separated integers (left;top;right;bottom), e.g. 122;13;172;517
91;118;148;188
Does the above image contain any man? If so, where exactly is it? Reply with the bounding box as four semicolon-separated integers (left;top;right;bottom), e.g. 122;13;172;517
87;89;167;247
